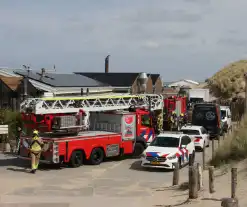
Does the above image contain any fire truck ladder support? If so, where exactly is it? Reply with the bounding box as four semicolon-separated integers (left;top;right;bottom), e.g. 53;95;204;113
20;94;164;114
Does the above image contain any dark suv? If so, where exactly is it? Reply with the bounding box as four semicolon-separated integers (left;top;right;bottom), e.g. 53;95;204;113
192;103;222;138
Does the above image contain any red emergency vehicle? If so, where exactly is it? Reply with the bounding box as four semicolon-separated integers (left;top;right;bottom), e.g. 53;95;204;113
19;109;156;167
163;96;187;130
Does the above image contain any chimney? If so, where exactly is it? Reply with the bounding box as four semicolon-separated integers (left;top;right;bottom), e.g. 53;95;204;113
105;55;110;73
39;68;46;81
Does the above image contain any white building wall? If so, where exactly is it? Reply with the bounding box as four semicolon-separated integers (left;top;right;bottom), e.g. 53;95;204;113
168;80;199;88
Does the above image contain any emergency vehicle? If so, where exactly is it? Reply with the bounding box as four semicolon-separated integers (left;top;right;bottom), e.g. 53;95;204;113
163;96;187;115
19;93;164;167
180;125;210;151
141;132;195;169
163;96;187;130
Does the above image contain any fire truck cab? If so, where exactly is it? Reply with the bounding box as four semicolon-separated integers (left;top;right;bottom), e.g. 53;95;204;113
19;109;155;167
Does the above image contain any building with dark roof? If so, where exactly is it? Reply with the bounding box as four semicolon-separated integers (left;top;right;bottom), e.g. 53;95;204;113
74;72;163;94
12;71;114;96
0;68;116;110
15;71;108;87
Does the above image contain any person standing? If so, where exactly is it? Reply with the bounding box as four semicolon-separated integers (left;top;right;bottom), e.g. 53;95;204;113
29;130;44;174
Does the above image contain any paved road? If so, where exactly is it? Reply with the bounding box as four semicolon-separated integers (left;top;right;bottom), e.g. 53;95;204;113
0;140;217;207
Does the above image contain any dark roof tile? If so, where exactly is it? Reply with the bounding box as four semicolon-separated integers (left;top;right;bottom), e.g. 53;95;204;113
75;72;161;87
74;72;140;87
148;74;160;84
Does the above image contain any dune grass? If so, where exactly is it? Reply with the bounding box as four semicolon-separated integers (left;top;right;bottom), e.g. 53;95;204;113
207;59;247;99
210;115;247;167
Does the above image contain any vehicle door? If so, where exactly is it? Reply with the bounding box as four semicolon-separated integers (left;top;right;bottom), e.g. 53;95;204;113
139;114;154;143
180;136;192;164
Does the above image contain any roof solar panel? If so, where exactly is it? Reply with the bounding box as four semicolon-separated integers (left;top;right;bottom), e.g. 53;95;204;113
15;71;108;87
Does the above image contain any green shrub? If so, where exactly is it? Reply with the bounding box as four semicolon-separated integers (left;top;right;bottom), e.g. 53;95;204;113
210;115;247;166
0;109;23;142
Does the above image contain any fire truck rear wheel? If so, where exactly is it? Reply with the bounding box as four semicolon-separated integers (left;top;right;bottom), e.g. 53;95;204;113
90;148;104;165
69;150;83;168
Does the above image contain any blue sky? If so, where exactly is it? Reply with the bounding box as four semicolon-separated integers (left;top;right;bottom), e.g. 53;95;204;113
1;0;247;81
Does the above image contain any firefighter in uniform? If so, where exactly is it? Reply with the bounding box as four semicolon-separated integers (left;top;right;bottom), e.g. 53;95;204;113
180;113;184;123
29;130;44;173
178;113;184;130
170;111;177;131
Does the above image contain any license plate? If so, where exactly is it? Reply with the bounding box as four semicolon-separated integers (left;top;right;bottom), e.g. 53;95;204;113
151;161;160;165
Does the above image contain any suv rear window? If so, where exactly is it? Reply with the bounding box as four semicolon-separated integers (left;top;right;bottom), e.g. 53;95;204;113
192;105;218;126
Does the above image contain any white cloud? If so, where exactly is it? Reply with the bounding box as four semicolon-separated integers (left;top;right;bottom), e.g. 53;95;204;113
0;0;247;81
142;41;160;49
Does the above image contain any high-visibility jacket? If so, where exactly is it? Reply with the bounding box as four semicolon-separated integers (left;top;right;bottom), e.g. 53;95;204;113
30;136;42;152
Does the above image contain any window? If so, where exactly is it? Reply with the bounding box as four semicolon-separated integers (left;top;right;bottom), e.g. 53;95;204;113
141;115;151;127
181;129;200;135
150;136;180;148
192;107;218;125
181;136;191;146
221;110;226;119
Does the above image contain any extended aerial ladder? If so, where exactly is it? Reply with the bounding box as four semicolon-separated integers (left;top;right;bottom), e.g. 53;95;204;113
20;93;164;114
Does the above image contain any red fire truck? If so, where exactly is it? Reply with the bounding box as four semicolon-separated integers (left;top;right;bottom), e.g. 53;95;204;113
163;96;187;130
19;94;164;167
19;109;157;167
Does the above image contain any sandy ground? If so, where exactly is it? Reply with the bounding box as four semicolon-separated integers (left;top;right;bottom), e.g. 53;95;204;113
153;159;247;207
0;134;244;207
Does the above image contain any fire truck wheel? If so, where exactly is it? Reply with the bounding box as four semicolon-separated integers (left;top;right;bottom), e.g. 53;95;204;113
69;151;83;168
133;143;145;157
90;148;104;165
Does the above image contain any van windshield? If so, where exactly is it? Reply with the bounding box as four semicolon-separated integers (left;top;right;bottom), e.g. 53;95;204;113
192;105;218;126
